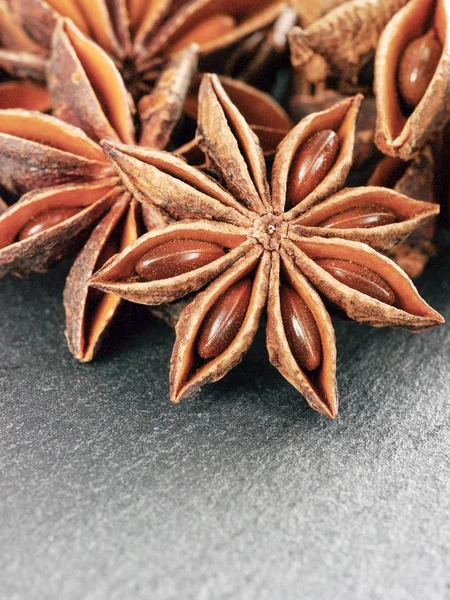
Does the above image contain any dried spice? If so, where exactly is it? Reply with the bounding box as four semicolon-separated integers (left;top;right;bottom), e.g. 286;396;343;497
9;0;289;97
90;74;442;418
177;74;293;163
203;4;297;91
292;0;350;27
368;146;438;278
289;89;378;169
0;0;50;109
289;0;409;92
375;0;450;159
0;20;197;361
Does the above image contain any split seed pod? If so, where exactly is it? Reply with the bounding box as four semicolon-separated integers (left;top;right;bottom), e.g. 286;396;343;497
375;0;450;159
178;74;293;161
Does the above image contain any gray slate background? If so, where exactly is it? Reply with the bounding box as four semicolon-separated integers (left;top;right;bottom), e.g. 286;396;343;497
1;241;449;600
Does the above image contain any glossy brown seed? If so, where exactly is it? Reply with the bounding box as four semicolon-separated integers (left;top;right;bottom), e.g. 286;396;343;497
287;130;340;208
136;239;225;281
197;278;253;359
280;285;322;371
170;14;237;52
397;29;442;109
315;258;395;305
318;205;397;229
18;207;82;241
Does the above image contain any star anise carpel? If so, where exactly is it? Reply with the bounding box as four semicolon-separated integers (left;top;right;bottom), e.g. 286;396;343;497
374;0;450;159
90;74;443;418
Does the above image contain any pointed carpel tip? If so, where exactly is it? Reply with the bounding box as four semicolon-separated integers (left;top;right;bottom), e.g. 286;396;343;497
51;16;66;45
87;273;102;287
185;42;200;54
324;403;338;419
436;313;445;325
170;390;182;405
99;139;121;161
99;139;114;151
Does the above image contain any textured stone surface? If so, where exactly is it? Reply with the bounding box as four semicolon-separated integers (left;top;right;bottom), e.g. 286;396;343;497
0;241;449;600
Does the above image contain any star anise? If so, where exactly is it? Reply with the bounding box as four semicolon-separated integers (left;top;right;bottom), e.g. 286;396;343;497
374;0;450;159
90;74;443;417
0;19;197;361
8;0;292;98
0;0;49;110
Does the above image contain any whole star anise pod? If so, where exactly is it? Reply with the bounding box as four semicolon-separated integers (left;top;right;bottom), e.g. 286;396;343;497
0;0;49;110
0;19;198;361
375;0;450;159
8;0;292;97
90;74;443;417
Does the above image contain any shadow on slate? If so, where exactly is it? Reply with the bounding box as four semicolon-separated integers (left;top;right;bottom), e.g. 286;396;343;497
0;241;449;600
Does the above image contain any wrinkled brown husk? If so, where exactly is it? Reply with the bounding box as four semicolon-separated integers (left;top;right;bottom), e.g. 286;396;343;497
289;0;409;89
138;45;199;148
10;0;287;89
292;0;351;27
180;73;292;157
0;49;46;82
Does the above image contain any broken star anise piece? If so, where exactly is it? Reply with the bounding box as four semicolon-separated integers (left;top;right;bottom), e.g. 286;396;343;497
375;0;450;159
90;74;443;418
0;19;197;361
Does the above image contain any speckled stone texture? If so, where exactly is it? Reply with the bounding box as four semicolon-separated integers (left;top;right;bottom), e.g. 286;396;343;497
1;239;449;600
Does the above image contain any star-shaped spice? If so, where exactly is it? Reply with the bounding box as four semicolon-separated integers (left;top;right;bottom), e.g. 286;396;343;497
90;74;443;417
0;19;197;361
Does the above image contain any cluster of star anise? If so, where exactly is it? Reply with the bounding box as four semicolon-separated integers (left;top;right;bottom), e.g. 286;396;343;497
0;0;447;418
